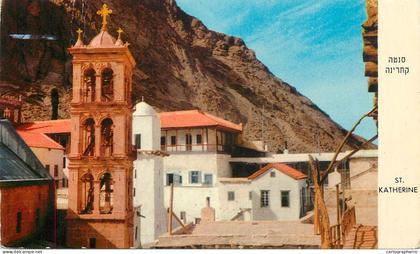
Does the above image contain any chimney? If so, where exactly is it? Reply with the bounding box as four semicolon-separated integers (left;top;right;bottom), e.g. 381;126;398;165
284;141;289;154
201;197;215;224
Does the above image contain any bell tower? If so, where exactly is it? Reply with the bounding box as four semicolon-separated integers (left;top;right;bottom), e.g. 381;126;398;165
66;4;136;248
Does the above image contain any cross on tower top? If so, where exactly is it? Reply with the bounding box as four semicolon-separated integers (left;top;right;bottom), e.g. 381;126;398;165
117;27;123;40
97;4;113;31
76;28;83;40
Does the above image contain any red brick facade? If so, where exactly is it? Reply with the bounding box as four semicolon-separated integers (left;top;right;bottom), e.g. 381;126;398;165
0;184;50;246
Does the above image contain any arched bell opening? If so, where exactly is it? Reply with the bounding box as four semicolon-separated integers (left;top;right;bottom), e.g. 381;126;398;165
82;118;95;156
83;68;96;103
80;173;94;214
101;68;114;102
99;172;113;214
100;118;113;157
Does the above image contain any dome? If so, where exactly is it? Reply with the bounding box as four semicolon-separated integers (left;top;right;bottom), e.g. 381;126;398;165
134;101;157;116
88;30;117;47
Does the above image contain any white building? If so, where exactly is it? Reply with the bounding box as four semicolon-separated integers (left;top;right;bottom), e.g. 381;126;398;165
159;110;243;224
132;101;167;247
218;163;308;221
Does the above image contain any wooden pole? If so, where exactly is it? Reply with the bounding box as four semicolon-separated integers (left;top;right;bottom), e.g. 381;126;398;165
336;184;340;226
168;183;174;235
314;193;320;235
309;155;332;248
172;212;186;229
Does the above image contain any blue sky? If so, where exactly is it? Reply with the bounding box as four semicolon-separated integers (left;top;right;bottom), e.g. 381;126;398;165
176;0;377;139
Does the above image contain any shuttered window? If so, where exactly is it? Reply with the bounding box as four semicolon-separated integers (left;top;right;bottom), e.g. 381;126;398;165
281;191;290;207
189;171;201;184
135;134;141;149
228;191;235;201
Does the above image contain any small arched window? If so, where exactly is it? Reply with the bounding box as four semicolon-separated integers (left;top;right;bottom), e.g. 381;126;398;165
82;118;95;156
83;68;96;102
101;68;114;101
99;172;113;214
50;88;59;120
100;118;113;156
80;173;94;214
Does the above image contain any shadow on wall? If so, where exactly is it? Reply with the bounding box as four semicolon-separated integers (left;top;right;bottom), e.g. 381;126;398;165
251;191;278;221
65;208;132;248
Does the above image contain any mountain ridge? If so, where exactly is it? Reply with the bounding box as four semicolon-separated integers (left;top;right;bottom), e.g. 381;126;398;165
0;0;374;153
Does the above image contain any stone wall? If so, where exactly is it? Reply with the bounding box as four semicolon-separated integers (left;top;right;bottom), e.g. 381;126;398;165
0;184;50;246
363;0;378;120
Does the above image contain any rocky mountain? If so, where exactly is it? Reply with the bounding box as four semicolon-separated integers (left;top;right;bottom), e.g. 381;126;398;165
0;0;373;153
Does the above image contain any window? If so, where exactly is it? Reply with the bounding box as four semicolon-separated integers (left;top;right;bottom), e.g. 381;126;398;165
166;173;174;186
228;191;235;201
186;134;192;151
196;134;202;144
170;136;176;146
167;173;182;186
80;173;94;214
16;212;22;233
249;191;252;200
135;226;138;240
100;118;114;156
35;208;41;228
281;191;290;207
99;173;113;214
54;165;59;177
134;169;137;179
133;188;136;197
63;157;66;168
260;190;269;207
82;118;96;156
180;211;186;223
161;136;166;146
101;68;114;102
135;134;141;149
89;238;96;248
45;164;50;172
189;171;200;184
270;171;276;177
204;174;213;185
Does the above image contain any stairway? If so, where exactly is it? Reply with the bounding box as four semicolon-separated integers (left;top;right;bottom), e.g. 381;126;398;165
343;224;377;249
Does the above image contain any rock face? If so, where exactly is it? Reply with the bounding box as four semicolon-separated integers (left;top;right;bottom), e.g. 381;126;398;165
362;0;378;121
0;0;372;153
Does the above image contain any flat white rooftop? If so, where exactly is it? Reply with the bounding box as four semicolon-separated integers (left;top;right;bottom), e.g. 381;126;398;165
230;149;378;163
155;221;320;248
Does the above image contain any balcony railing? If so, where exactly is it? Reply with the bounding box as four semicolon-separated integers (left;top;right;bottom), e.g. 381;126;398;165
161;144;235;153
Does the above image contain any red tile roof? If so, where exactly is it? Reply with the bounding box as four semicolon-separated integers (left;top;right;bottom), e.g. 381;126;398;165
248;163;307;181
17;119;71;134
159;110;242;132
16;110;242;134
17;131;64;150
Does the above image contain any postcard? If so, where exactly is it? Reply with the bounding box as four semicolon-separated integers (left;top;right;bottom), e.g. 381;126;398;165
0;0;418;251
